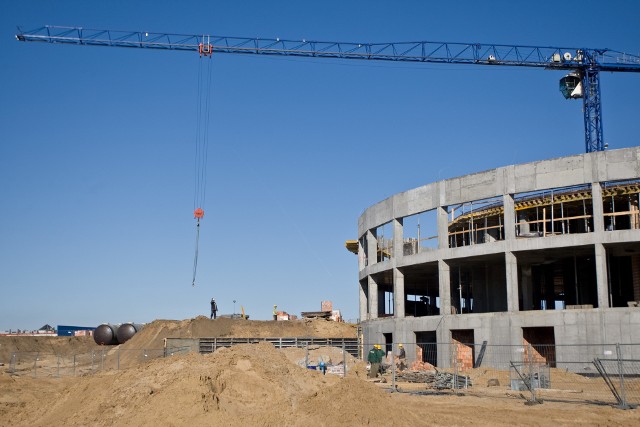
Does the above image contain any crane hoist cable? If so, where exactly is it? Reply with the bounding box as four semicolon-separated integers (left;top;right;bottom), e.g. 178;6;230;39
192;37;213;287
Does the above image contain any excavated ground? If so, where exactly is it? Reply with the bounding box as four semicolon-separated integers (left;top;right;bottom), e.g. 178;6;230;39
1;318;638;426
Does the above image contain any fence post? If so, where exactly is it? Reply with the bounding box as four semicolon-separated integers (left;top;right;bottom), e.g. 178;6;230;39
342;342;346;378
9;353;16;374
616;344;629;408
33;352;38;378
452;344;458;392
117;348;120;370
73;354;76;377
56;355;60;378
391;342;396;392
305;342;309;368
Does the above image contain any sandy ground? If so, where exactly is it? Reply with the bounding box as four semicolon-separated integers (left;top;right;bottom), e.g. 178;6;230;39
1;318;638;426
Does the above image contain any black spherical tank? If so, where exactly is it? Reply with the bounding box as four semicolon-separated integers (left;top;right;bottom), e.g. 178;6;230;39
116;323;143;344
93;324;119;345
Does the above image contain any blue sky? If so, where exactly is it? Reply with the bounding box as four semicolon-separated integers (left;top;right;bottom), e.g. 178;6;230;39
1;1;639;330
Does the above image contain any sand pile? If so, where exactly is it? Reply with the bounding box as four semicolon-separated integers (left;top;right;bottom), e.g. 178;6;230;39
0;336;103;365
2;341;638;426
0;342;421;426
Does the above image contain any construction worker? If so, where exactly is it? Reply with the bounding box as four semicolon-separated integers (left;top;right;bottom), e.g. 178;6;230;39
210;298;218;319
396;343;406;371
367;344;383;378
273;304;277;321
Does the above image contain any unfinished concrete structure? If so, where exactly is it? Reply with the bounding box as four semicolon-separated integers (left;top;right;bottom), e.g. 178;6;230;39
354;147;640;368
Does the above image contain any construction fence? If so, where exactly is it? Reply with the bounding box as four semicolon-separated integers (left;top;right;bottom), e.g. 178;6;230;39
6;338;640;409
363;341;640;408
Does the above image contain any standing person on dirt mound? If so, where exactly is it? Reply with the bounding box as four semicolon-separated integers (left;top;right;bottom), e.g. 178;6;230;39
367;344;383;379
210;298;218;319
273;304;278;321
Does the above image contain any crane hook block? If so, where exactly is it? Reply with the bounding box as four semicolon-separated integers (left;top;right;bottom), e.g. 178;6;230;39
199;43;213;57
194;208;205;219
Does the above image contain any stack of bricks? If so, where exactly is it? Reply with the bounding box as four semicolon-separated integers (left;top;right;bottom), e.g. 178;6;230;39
452;340;474;370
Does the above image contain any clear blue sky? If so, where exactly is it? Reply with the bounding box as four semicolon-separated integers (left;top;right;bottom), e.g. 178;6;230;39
1;1;639;330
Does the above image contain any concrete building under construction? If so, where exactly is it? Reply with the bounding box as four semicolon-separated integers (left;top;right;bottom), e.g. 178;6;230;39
350;147;640;368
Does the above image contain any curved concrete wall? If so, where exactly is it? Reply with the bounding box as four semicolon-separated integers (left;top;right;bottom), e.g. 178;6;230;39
356;147;640;363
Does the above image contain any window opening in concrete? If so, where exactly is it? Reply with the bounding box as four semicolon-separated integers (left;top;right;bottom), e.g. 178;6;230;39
403;264;440;317
451;329;475;371
383;332;393;355
402;209;438;254
602;180;640;231
519;251;598;311
606;248;640;307
449;258;507;314
447;196;504;248
384;290;394;317
372;271;394;318
522;327;556;368
415;331;437;367
514;184;593;238
375;222;393;262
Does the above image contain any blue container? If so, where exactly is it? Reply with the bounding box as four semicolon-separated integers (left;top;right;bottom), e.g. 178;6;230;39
307;365;317;370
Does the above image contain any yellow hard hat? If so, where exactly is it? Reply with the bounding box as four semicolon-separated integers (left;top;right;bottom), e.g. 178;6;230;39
398;343;403;347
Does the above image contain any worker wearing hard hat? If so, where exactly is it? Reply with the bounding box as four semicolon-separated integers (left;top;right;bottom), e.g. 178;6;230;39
273;305;278;321
367;344;383;378
396;343;406;371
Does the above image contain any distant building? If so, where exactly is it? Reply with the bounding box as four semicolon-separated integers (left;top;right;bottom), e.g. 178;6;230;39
57;325;95;337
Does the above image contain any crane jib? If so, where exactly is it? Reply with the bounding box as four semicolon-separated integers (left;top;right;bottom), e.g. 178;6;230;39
15;25;640;153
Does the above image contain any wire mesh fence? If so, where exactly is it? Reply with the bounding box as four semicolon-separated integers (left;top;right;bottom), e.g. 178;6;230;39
6;346;191;378
363;341;640;407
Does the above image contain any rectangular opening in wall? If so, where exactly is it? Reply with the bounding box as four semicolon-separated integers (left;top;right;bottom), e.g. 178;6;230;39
451;329;475;371
402;209;438;254
522;326;556;368
372;271;394;318
517;247;598;311
602;179;640;231
449;255;507;314
605;244;640;307
402;263;440;317
383;332;393;356
447;196;504;248
375;222;394;262
514;184;593;238
415;330;437;367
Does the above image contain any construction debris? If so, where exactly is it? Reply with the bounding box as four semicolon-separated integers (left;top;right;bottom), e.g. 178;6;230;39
396;370;472;389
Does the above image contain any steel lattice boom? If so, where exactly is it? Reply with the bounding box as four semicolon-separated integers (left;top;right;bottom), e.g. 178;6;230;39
16;25;640;152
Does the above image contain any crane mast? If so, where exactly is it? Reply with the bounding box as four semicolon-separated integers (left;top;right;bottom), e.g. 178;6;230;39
16;25;640;153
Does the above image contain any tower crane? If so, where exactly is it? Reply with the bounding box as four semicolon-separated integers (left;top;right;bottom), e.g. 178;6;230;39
16;25;640;152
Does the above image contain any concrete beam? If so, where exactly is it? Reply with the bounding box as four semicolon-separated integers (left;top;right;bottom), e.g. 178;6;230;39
368;275;378;319
439;260;451;315
394;268;405;318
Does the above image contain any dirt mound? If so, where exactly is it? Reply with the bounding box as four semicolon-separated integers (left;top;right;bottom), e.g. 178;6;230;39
0;342;415;426
2;342;638;426
0;336;103;365
120;316;357;351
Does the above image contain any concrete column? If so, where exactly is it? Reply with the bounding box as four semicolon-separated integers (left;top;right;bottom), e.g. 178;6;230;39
437;206;449;249
368;275;378;319
438;260;451;315
393;218;403;259
592;182;605;233
394;268;405;318
503;194;516;241
359;280;368;321
521;265;533;310
505;251;519;312
367;229;377;266
594;243;610;308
